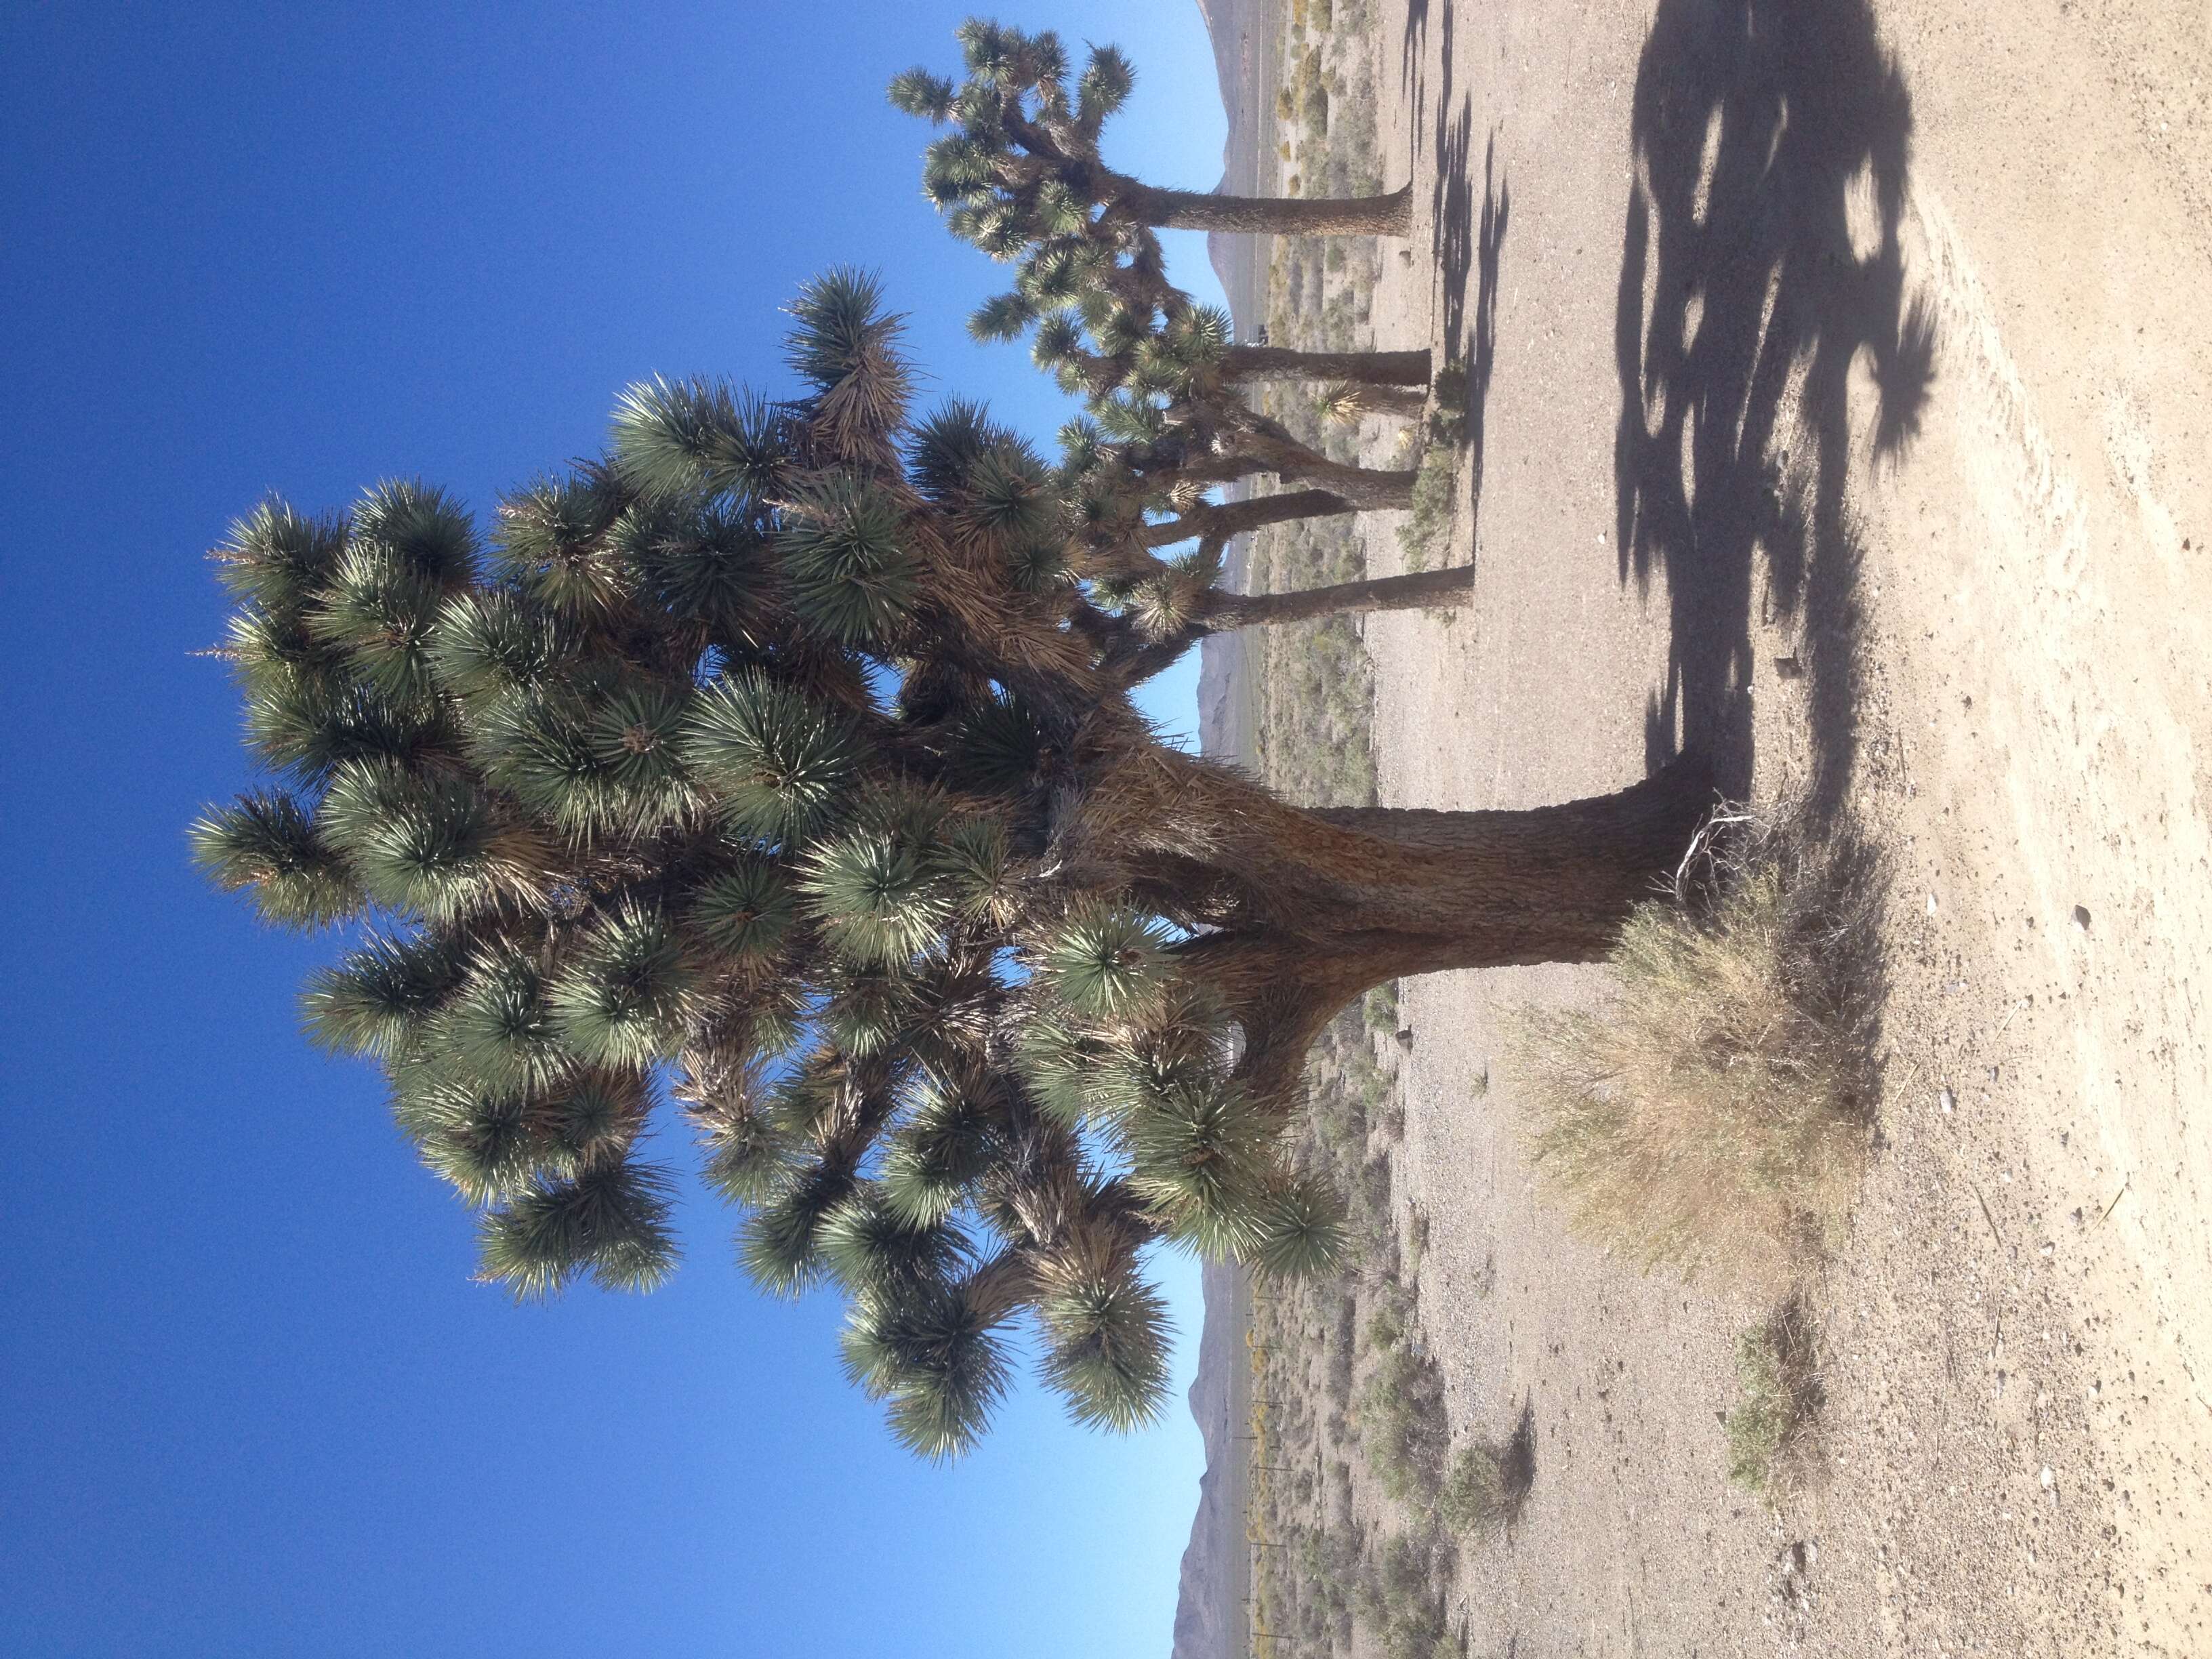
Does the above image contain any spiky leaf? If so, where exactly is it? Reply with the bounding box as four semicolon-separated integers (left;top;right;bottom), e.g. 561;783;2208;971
477;1158;680;1298
192;791;361;929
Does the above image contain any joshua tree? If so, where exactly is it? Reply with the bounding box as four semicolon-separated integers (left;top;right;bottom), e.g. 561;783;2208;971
1019;309;1422;510
901;22;1427;396
193;272;1708;1457
1054;403;1473;661
897;24;1447;610
893;20;1414;248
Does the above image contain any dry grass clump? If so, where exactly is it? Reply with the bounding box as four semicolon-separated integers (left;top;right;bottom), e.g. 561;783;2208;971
1511;811;1881;1281
1725;1300;1824;1492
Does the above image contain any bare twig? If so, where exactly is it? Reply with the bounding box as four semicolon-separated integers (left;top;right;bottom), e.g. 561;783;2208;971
1673;811;1761;903
1970;1181;2006;1250
2094;1178;2131;1229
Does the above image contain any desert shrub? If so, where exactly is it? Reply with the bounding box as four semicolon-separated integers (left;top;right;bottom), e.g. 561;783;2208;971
1345;1045;1391;1115
1364;980;1399;1033
1364;1287;1407;1351
1357;1345;1449;1502
1424;362;1471;449
1303;80;1330;135
1404;1206;1429;1275
1439;1443;1518;1537
1354;1534;1454;1659
1397;446;1460;572
1357;1149;1393;1218
1511;811;1879;1280
1325;1294;1358;1408
1725;1302;1823;1492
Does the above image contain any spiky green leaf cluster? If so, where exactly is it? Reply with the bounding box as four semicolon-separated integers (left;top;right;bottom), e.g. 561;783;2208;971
198;263;1348;1466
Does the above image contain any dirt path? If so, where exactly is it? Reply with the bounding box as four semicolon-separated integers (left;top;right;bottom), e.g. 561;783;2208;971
1351;0;2212;1651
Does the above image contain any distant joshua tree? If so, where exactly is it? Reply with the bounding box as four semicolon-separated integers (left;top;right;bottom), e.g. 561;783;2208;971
899;20;1453;620
893;21;1414;246
1051;402;1478;668
193;272;1708;1457
897;21;1427;391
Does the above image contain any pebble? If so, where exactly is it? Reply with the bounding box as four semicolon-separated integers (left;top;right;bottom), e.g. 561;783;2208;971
1939;1087;1957;1113
2072;905;2092;930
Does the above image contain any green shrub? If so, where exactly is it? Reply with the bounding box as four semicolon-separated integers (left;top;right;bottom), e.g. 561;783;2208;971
1397;447;1459;573
1439;1443;1515;1536
1364;980;1399;1033
1725;1303;1822;1492
1354;1534;1454;1659
1357;1345;1449;1503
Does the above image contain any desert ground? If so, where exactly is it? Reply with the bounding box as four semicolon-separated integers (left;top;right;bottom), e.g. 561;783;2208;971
1173;0;2212;1654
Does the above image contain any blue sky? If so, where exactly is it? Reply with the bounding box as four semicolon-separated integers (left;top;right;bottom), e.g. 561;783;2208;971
0;4;1227;1654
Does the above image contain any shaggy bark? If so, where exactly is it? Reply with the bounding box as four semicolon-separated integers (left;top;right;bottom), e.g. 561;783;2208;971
1141;489;1359;547
1098;566;1477;690
1113;182;1415;239
1248;443;1417;510
1123;441;1416;515
1150;755;1717;1107
1219;345;1432;388
1197;565;1475;630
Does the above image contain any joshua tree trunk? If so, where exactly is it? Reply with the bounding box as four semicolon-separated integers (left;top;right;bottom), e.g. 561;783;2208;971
1197;565;1474;629
1111;182;1415;239
1141;489;1359;547
1220;345;1431;387
1128;752;1717;1108
1250;445;1417;510
1099;565;1477;689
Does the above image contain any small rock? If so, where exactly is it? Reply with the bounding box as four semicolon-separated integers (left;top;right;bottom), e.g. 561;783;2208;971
1927;893;1940;917
1774;654;1805;680
2040;1465;2055;1490
1939;1087;1957;1113
2072;905;2092;930
1394;1028;1415;1050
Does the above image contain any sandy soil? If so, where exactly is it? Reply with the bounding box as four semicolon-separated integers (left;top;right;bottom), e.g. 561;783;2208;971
1314;0;2212;1651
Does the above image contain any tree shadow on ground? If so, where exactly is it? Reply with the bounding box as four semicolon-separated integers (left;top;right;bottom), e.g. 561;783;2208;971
1401;0;1432;128
1428;4;1511;546
1502;1397;1538;1513
1429;0;1467;354
1613;0;1934;814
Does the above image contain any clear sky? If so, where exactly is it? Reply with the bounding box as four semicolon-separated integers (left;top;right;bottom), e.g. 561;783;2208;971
0;5;1228;1654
